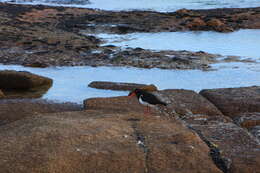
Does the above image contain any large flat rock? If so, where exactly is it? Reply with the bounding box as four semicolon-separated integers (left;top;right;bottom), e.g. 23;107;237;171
200;86;260;118
0;110;222;173
0;99;82;125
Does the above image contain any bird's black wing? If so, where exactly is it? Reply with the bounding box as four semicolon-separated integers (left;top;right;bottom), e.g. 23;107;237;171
142;91;167;106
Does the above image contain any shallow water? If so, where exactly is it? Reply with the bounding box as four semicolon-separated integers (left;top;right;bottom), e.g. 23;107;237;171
2;0;260;12
0;63;260;103
99;29;260;59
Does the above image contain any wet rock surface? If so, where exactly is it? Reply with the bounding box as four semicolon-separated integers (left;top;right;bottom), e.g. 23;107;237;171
0;70;53;98
88;81;157;91
0;3;258;69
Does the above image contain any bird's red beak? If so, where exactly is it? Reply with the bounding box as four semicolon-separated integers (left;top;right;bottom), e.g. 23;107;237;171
128;92;136;97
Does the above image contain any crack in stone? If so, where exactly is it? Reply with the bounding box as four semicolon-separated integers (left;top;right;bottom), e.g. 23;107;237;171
188;126;230;173
128;119;150;173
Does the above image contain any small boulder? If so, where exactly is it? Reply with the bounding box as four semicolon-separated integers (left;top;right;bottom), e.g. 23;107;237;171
200;86;260;118
0;70;52;90
88;81;157;91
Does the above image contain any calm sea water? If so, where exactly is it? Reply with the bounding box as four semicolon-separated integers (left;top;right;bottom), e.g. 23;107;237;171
98;29;260;59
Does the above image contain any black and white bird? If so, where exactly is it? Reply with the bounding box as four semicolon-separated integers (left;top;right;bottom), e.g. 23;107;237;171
128;89;167;114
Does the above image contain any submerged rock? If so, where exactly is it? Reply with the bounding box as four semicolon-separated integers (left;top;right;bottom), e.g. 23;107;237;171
88;81;157;91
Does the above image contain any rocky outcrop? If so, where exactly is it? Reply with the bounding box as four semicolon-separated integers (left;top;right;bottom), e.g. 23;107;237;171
0;70;52;98
0;99;82;126
0;110;222;173
200;86;260;118
0;3;258;69
88;81;157;91
85;89;260;173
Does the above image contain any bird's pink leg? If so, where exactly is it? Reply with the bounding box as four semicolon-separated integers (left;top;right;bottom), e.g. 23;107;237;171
144;106;151;115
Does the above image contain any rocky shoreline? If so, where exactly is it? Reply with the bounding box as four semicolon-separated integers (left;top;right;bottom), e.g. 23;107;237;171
0;72;259;172
0;3;259;69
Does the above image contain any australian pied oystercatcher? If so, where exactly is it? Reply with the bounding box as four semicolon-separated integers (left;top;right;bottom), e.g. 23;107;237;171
128;89;167;114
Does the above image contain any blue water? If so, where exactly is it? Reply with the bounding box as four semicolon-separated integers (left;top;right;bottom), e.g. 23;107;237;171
1;0;260;12
99;29;260;59
0;63;259;103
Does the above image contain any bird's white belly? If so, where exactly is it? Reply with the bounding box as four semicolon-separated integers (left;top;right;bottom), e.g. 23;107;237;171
139;97;155;107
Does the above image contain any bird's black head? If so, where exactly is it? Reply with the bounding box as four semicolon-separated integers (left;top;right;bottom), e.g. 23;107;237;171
128;89;143;98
